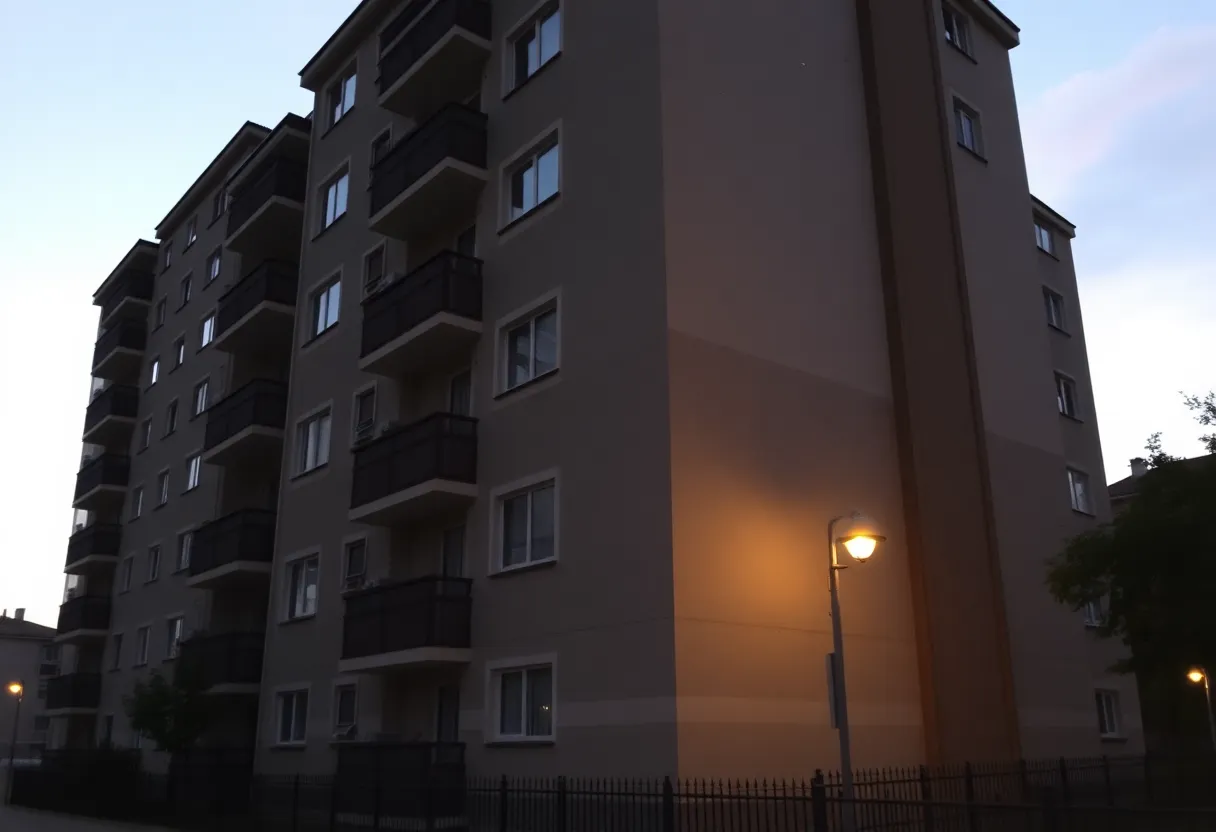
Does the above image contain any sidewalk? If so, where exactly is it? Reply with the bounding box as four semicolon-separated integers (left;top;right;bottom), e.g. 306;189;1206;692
0;804;173;831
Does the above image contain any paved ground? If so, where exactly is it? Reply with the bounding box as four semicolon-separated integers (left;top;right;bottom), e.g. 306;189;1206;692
0;805;171;831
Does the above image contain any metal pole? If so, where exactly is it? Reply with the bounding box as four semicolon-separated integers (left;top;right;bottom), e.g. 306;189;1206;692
828;517;856;832
6;688;21;805
1204;673;1216;754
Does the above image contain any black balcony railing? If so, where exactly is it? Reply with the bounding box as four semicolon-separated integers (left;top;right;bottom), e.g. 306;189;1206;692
377;0;491;95
342;576;471;660
57;595;111;634
177;633;264;689
203;379;288;452
98;271;154;322
74;454;130;501
83;384;139;435
226;158;308;236
370;104;487;217
91;320;146;370
361;252;482;357
350;413;477;510
215;260;299;337
190;509;277;578
64;523;122;569
45;674;102;710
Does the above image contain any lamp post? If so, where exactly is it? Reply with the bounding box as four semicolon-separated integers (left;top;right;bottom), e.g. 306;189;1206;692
1186;667;1216;752
5;681;23;805
826;513;885;832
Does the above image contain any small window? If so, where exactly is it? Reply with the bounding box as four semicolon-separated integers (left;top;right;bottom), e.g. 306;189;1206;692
200;313;216;348
163;243;173;270
157;471;170;506
942;4;971;55
328;68;357;128
343;540;367;590
138;419;153;451
286;555;320;620
166;617;184;659
310;277;342;337
173;337;186;369
297;410;332;474
370;128;391;170
119;557;134;592
185;453;202;491
1043;288;1066;330
177;531;193;572
193;379;210;416
353;389;376;441
954;100;983;155
1068;468;1092;514
149;357;160;387
334;684;358;730
146;545;161;582
165;399;179;436
180;274;192;308
449;370;472;416
211;189;227;222
1055;373;1078;419
206;251;222;284
1034;222;1054;254
135;626;150;667
153;299;166;329
507;138;560;222
363;246;386;296
510;4;561;90
500;480;556;569
130;486;144;521
1083;599;1104;628
1095;690;1121;738
442;524;465;578
110;634;123;671
321;171;350;230
494;664;554;740
185;217;198;248
503;305;558;391
277;690;309;745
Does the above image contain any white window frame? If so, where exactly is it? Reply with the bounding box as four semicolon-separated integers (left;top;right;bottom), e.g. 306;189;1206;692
333;681;358;731
110;633;123;671
185;453;202;491
200;313;216;348
119;556;134;593
153;298;166;329
1067;467;1092;514
1043;287;1066;331
185;216;198;248
953;98;983;156
130;486;144;520
486;655;557;743
309;275;342;338
1055;372;1079;419
320;170;350;231
497;292;560;394
942;4;971;55
206;250;222;284
295;407;332;474
146;544;161;582
283;552;320;621
149;357;160;387
180;274;192;307
505;1;562;92
1034;221;1055;255
165;616;184;659
156;470;170;506
505;135;560;224
369;127;392;173
163;242;173;270
352;384;377;443
275;687;310;746
173;337;186;368
343;538;367;591
1095;689;1121;738
193;378;210;416
177;530;194;572
327;66;357;129
490;470;559;574
135;625;150;667
165;399;179;436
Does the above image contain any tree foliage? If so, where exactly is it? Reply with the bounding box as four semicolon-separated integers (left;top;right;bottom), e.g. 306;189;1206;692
122;669;210;755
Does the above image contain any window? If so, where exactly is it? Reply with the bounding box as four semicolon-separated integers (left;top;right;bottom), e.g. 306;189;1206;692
206;251;222;284
507;139;560;222
503;306;558;391
138;419;153;452
296;410;332;474
111;634;123;670
500;480;556;569
185;217;198;248
177;531;193;572
449;370;472;416
277;690;309;745
211;189;227;222
154;299;166;329
370;129;391;170
1095;690;1121;738
119;556;134;592
147;545;161;582
328;68;357;128
1043;287;1066;330
165;399;178;435
1034;222;1055;254
193;379;210;416
163;243;173;270
343;540;366;590
157;471;170;506
149;357;160;386
363;246;385;295
310;277;342;337
353;389;375;441
1083;599;1104;628
185;453;202;491
130;486;144;520
132;732;143;750
166;617;184;659
442;524;465;578
334;684;357;730
179;274;192;307
942;4;971;55
173;337;185;369
455;225;477;257
1068;468;1092;514
135;626;150;667
286;556;320;620
954;100;983;155
1055;374;1078;419
321;172;350;230
200;313;215;348
510;4;561;89
494;665;553;740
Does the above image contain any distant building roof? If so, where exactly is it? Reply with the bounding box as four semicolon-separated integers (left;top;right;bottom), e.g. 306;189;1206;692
0;615;56;641
1109;454;1215;502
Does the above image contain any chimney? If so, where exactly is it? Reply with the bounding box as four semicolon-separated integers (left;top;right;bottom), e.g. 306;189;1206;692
1130;458;1150;478
14;608;24;621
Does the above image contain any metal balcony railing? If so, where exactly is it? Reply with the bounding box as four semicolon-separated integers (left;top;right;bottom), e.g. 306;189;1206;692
369;104;487;217
341;576;471;660
349;413;477;510
203;380;288;452
360;251;482;357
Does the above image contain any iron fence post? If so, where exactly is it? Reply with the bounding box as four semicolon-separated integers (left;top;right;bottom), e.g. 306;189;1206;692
964;762;978;832
556;775;567;832
918;765;934;832
1102;755;1113;806
1019;758;1029;803
291;773;300;832
811;770;829;832
662;776;675;832
1058;757;1070;806
1144;752;1153;805
329;773;338;831
1041;787;1060;832
498;774;508;832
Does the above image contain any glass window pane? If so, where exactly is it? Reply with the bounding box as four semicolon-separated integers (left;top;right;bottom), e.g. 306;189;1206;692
293;692;308;741
530;484;555;562
336;175;349;217
537;145;559;203
507;323;532;388
526;667;553;736
303;558;319;615
534;309;558;374
279;695;293;741
540;10;560;65
500;672;523;735
344;75;357;112
336;687;356;726
317;414;332;467
326;282;341;328
513;33;533;86
527;31;541;76
502;494;529;567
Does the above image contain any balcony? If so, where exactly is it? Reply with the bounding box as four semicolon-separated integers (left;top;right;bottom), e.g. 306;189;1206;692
225;158;308;257
335;742;465;819
187;509;276;589
339;577;472;673
360;252;482;376
97;270;154;327
369;104;487;243
377;0;491;119
82;384;139;447
91;320;146;384
55;596;111;644
45;674;102;713
177;633;264;694
349;413;477;525
202;380;288;468
214;260;298;357
73;454;130;512
64;523;122;575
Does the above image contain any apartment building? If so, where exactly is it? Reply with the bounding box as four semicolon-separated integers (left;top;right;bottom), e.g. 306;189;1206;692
0;609;59;758
52;0;1140;780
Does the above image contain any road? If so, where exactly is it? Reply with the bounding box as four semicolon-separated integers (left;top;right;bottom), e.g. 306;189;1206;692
0;805;172;831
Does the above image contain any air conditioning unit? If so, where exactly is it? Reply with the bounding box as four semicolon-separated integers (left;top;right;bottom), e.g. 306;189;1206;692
332;724;359;741
353;420;374;445
363;271;402;299
343;573;365;592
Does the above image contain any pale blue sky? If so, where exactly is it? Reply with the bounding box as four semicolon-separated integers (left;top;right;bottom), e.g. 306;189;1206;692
1;1;1213;625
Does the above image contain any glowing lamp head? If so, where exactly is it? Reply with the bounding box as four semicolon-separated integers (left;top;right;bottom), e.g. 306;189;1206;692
1188;668;1206;685
836;513;886;563
6;682;22;697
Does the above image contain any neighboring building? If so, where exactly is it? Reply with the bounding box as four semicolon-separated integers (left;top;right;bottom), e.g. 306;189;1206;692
53;0;1139;779
0;609;59;759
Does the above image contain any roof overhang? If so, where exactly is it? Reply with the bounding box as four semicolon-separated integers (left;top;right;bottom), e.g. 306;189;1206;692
1032;195;1077;239
965;0;1021;49
92;240;159;303
299;0;399;91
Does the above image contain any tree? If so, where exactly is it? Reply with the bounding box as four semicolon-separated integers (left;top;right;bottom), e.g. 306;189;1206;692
123;670;210;755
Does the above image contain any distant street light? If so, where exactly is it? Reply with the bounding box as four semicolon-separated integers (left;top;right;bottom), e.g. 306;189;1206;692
5;680;23;805
1186;667;1216;752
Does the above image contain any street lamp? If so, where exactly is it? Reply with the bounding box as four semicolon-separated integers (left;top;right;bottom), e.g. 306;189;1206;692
1186;667;1216;752
827;513;885;832
5;680;23;805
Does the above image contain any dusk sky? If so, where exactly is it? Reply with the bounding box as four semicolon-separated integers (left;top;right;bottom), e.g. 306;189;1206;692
1;0;1212;625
